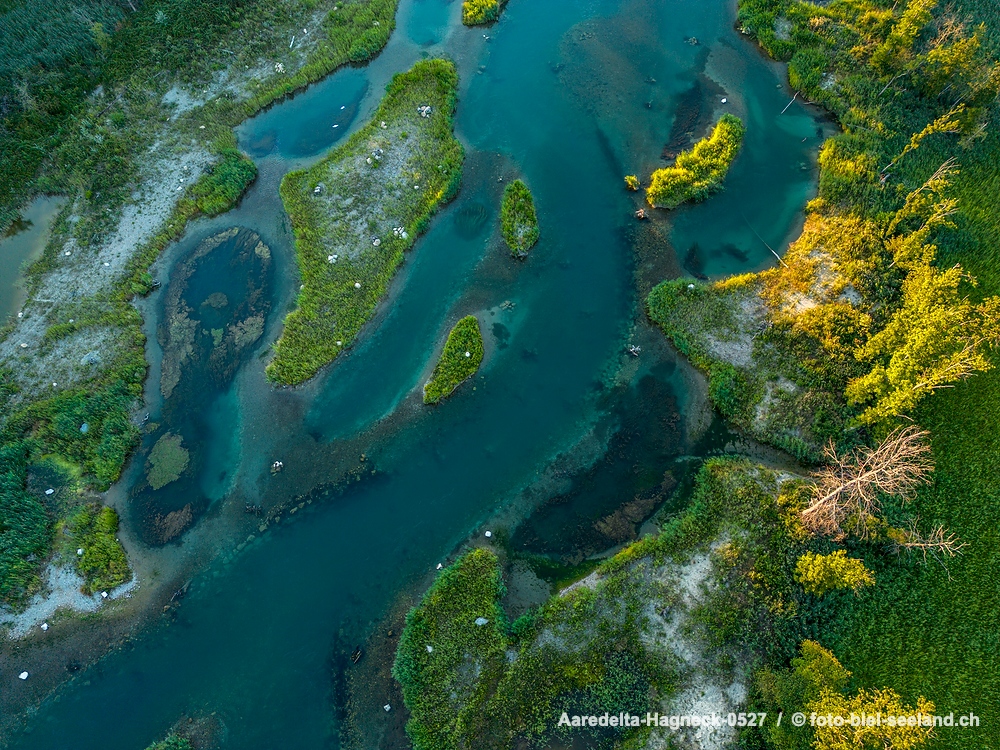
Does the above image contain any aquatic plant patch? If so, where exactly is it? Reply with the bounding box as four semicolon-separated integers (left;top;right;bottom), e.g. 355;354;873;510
268;58;464;385
645;114;745;209
146;432;190;491
499;179;539;257
424;316;484;404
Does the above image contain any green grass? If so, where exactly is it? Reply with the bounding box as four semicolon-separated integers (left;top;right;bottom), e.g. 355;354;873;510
499;179;539;257
55;503;130;594
267;58;464;385
393;548;510;750
462;0;506;26
646;114;745;209
423;315;484;404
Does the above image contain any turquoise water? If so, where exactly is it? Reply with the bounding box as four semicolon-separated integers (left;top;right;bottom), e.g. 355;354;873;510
5;0;822;747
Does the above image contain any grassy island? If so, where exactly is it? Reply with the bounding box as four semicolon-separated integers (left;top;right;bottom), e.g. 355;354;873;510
500;179;539;257
267;59;464;386
645;113;745;209
462;0;507;26
423;316;484;404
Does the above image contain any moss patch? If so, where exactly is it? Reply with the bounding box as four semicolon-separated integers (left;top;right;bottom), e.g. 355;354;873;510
267;58;464;385
424;316;484;404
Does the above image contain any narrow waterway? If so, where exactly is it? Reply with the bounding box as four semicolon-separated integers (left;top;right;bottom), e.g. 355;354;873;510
0;196;65;323
5;0;822;747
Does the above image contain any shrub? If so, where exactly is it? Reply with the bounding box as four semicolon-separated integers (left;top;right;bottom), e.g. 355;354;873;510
187;149;257;216
794;550;875;596
624;174;640;191
646;114;745;209
462;0;505;26
393;549;509;750
424;316;484;404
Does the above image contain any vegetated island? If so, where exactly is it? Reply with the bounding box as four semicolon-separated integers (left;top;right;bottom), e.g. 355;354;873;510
267;59;464;386
462;0;507;26
423;315;484;404
500;179;539;258
645;113;745;209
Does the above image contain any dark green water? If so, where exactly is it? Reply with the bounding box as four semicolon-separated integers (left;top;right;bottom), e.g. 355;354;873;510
0;196;64;322
6;0;822;747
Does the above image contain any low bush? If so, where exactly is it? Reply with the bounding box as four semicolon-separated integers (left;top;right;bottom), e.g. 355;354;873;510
56;502;130;594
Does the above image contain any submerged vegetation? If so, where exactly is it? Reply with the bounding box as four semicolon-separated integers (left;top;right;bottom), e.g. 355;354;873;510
499;179;539;257
268;59;464;386
423;316;484;404
462;0;506;26
645;113;745;209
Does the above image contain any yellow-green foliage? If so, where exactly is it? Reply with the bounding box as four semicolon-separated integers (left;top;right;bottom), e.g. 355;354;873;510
809;689;935;749
424;316;484;404
146;432;189;490
759;640;934;750
58;503;130;594
795;550;875;596
462;0;505;26
267;59;463;385
847;263;1000;424
646;114;745;209
500;179;539;256
624;174;640;191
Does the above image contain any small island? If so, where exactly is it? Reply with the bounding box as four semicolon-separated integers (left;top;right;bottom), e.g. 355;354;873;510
267;59;464;386
462;0;507;26
423;315;484;404
500;179;539;257
646;113;745;209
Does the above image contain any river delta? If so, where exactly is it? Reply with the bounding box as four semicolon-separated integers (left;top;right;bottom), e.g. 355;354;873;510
0;0;825;746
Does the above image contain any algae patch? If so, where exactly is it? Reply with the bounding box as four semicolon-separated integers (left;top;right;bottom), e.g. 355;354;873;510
147;432;190;490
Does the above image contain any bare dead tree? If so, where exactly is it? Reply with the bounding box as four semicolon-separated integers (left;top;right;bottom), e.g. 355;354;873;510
801;426;935;539
892;520;967;562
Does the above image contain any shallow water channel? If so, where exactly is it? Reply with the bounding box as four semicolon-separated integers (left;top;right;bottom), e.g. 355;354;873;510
6;0;823;746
